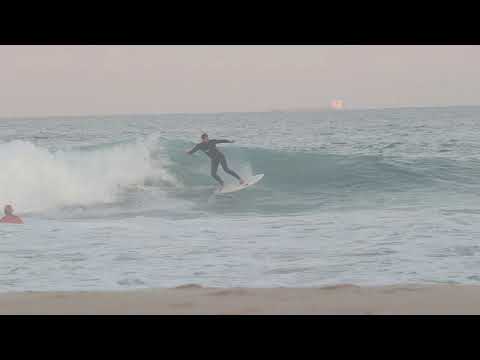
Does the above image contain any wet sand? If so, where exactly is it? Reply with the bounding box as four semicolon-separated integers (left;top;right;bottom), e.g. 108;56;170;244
1;284;479;314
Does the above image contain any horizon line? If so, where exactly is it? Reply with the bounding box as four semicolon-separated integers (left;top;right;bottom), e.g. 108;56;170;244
1;104;479;120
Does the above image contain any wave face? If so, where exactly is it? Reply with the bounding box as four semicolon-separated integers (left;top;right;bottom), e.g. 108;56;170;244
2;134;479;216
165;139;480;214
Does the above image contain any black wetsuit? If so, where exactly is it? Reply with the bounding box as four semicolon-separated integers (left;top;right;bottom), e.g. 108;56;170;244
188;139;241;185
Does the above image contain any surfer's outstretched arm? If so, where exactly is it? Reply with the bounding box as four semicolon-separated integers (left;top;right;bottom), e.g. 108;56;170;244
186;144;200;155
212;139;234;144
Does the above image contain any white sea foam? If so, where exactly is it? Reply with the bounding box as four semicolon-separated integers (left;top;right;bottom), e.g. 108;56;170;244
0;139;178;213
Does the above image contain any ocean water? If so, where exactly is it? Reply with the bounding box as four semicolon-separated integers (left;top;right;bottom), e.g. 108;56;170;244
2;107;480;292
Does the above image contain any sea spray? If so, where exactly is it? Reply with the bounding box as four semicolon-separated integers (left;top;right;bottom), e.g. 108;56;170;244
0;139;179;213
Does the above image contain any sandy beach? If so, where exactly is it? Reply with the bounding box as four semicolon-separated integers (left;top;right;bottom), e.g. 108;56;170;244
1;284;480;315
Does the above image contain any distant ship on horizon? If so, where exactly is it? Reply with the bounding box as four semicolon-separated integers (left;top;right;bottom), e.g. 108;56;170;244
271;100;345;112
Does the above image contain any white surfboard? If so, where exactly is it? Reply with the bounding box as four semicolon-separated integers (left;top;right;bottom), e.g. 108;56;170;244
215;174;264;194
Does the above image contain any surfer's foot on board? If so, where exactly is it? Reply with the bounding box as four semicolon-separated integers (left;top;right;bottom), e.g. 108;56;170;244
240;179;246;185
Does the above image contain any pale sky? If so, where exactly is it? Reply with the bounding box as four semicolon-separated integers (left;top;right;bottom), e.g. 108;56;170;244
1;45;479;117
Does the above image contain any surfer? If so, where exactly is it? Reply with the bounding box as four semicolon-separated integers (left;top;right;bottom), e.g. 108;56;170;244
186;133;245;189
0;205;23;224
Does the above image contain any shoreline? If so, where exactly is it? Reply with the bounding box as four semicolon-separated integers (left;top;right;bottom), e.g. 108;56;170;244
1;284;479;314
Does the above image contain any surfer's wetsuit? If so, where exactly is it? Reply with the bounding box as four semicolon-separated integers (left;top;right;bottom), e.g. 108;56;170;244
188;139;241;185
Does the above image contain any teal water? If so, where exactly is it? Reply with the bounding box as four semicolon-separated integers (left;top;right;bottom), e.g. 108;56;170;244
1;107;480;291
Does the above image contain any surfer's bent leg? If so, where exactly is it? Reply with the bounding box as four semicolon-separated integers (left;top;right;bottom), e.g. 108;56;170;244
219;155;241;181
211;158;224;185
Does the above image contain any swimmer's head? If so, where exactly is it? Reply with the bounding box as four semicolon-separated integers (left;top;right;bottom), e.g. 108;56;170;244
4;205;13;215
201;133;209;143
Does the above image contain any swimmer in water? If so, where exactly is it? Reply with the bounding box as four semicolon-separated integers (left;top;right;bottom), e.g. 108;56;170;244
0;205;23;224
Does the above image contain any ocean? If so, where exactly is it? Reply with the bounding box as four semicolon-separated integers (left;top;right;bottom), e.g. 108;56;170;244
1;106;480;292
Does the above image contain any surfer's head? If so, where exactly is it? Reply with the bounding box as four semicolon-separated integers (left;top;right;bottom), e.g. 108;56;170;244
201;133;209;143
4;205;13;215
